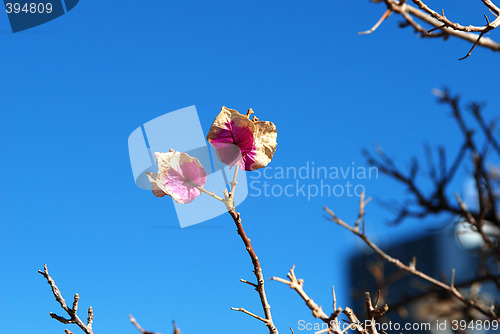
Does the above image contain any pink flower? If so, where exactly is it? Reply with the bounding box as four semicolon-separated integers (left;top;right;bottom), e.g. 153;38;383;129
146;150;207;204
207;107;277;171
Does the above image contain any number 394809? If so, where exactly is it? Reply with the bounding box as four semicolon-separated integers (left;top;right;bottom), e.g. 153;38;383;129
5;3;53;14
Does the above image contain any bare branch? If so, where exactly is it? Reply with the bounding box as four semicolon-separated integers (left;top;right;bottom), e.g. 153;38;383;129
324;200;500;321
227;208;278;334
129;315;181;334
231;307;268;323
455;193;500;258
129;315;163;334
271;266;350;334
363;0;500;58
482;0;500;16
359;9;392;34
38;265;94;334
364;293;379;334
240;278;258;288
411;0;500;32
342;307;365;334
364;90;500;232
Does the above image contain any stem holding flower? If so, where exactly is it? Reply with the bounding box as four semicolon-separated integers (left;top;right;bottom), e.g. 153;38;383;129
145;106;278;333
225;163;278;334
228;206;278;334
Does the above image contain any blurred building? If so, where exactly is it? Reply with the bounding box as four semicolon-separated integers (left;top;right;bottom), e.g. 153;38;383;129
348;226;498;334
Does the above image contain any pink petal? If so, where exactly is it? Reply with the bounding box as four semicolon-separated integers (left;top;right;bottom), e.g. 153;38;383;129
207;107;255;169
207;107;277;171
147;151;207;204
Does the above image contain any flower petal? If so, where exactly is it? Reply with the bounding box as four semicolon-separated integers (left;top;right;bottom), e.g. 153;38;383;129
207;106;255;168
246;120;277;171
145;172;168;197
207;106;277;171
146;150;207;204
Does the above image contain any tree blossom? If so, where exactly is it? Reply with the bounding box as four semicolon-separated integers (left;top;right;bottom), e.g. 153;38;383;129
207;107;277;171
146;150;207;204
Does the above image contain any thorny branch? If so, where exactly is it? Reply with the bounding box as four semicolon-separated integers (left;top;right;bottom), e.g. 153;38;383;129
38;265;94;334
324;193;500;321
362;0;500;59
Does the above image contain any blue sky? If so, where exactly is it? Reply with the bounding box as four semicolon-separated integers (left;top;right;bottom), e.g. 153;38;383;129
1;1;499;333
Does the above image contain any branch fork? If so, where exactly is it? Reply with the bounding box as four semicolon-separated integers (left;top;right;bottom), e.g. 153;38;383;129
362;0;500;59
324;194;500;321
38;265;94;334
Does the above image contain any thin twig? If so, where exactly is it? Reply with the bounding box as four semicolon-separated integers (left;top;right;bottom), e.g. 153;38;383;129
230;165;239;201
324;200;500;321
342;307;365;334
38;265;94;334
364;293;379;334
363;90;500;228
455;193;500;258
411;0;500;32
241;278;258;288
271;266;346;334
359;9;392;34
129;315;181;334
482;0;500;16
196;185;225;202
129;315;164;334
364;0;500;58
387;273;500;311
228;208;278;334
231;308;268;323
